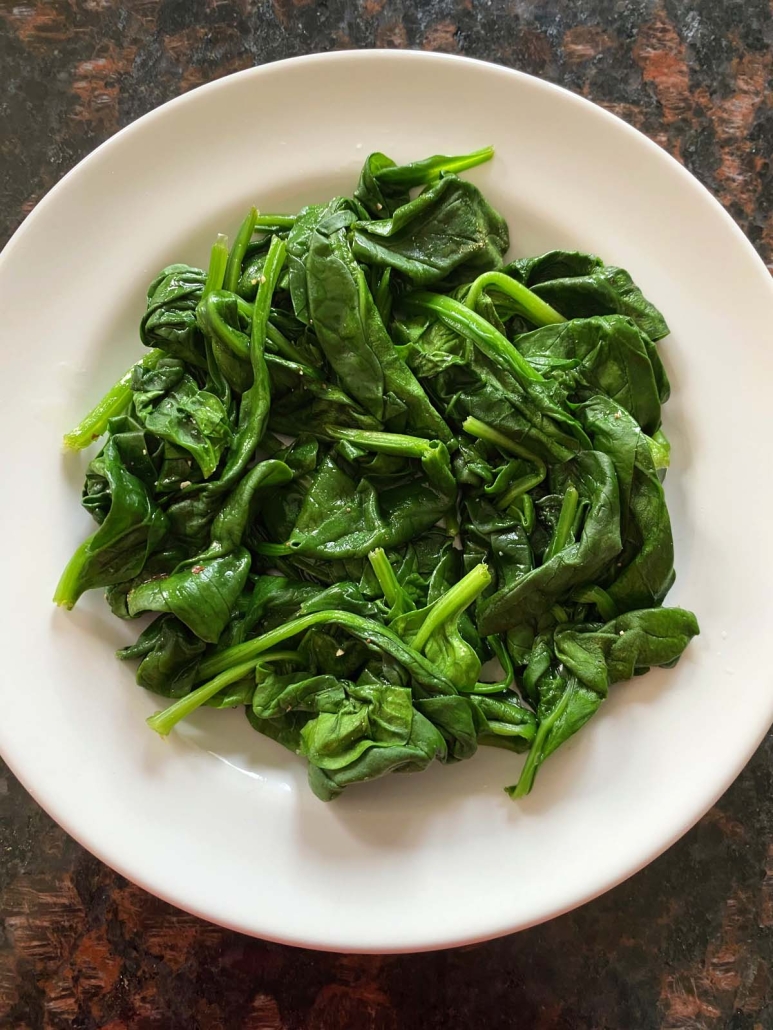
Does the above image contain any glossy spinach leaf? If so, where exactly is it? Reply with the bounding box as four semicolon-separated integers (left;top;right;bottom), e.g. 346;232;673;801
127;549;251;643
478;450;622;635
510;605;699;795
306;212;451;440
514;315;665;435
54;438;168;608
352;175;508;286
132;357;232;478
503;250;670;341
140;264;207;367
281;433;456;560
117;614;206;697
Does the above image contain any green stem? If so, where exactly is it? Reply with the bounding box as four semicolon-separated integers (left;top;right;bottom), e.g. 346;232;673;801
496;475;543;509
647;428;671;470
265;353;323;381
254;214;296;230
507;681;574;798
254;649;302;666
215;236;287;491
252;237;286;353
463;416;548;475
411;563;491;653
148;660;258;736
551;605;569;624
235;295;312;366
224;208;257;293
198;610;456;695
368;548;402;608
326;426;437;459
377;145;494;186
197;292;251;360
253;541;293;556
52;536;91;608
462;635;515;695
198;613;350;679
149;649;304;735
203;234;229;296
544;485;579;562
499;491;535;532
403;292;544;385
373;267;392;325
266;324;309;365
62;349;162;451
465;271;566;326
572;585;618;622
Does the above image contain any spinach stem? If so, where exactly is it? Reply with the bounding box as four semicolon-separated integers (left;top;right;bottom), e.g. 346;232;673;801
572;585;618;622
197;292;250;360
465;271;566;326
411;563;491;653
404;291;544;385
62;349;163;451
463;416;548;475
253;541;293;556
373;267;392;325
368;548;402;609
199;611;330;677
254;214;296;230
148;660;258;736
544;485;580;562
224;208;257;293
214;236;286;490
203;234;229;296
496;474;544;509
264;353;323;381
462;635;515;695
53;536;92;608
326;426;436;459
252;237;287;353
235;295;311;366
377;146;495;186
255;650;303;666
506;681;575;798
197;611;456;695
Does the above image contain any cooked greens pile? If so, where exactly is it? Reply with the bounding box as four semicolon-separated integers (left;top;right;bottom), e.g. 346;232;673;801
56;146;698;801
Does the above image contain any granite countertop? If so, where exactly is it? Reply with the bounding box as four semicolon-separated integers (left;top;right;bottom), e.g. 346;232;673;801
1;2;772;1027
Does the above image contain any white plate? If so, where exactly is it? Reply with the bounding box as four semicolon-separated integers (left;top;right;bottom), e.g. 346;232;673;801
1;51;772;953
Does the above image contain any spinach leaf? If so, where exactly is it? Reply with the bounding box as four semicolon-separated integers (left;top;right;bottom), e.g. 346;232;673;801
287;198;354;325
306;212;452;440
354;146;494;218
140;264;207;367
510;606;699;795
278;431;456;560
306;706;447;801
54;437;168;608
515;315;665;435
131;358;232;479
504;250;670;341
478;450;622;635
127;549;252;643
352;175;508;285
117;614;205;698
391;563;491;690
577;393;675;610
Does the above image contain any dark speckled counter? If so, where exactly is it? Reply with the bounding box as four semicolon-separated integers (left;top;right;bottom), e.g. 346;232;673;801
1;3;772;1027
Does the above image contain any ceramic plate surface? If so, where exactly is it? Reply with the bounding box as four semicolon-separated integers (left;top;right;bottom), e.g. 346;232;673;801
2;51;772;952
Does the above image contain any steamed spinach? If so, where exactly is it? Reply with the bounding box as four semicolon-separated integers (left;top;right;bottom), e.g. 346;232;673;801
57;145;697;801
